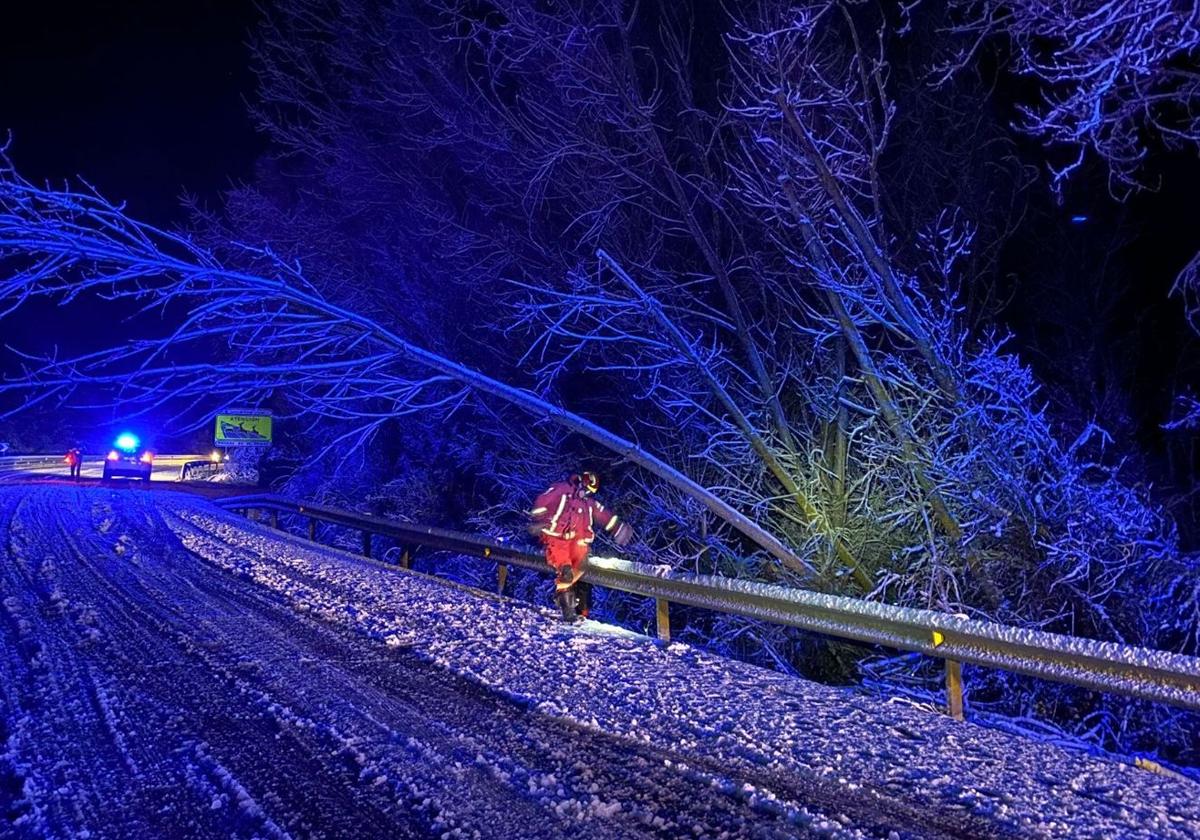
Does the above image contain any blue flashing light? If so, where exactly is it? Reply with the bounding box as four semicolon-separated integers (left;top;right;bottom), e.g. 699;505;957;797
1070;214;1088;224
115;432;140;452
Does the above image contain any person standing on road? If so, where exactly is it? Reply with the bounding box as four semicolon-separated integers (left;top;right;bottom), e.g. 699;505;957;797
65;446;83;481
529;471;633;623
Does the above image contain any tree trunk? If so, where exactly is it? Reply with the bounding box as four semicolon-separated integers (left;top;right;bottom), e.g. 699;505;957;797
778;184;1001;608
600;249;875;591
829;338;849;528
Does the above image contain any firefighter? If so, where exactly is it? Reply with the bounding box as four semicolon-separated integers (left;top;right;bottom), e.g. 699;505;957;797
529;471;633;622
64;446;83;481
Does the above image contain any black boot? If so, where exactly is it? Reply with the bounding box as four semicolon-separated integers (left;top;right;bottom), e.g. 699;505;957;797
554;589;578;623
576;581;592;620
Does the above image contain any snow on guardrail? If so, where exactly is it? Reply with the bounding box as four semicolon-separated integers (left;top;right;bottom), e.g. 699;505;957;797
0;454;67;467
584;557;1200;712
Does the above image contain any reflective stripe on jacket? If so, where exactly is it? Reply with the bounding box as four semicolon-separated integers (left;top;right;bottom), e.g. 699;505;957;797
529;479;629;545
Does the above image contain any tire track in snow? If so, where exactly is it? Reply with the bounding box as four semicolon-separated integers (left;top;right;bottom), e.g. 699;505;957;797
0;490;235;837
29;488;416;838
0;490;163;836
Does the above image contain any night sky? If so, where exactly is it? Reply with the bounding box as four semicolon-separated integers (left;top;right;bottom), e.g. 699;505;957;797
0;1;261;220
0;1;262;445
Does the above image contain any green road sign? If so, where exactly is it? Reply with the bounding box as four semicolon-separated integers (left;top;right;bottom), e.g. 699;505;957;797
214;413;273;446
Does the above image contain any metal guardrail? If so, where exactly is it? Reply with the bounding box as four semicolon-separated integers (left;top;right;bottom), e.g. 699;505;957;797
0;453;208;468
0;454;68;468
179;460;221;481
215;493;1200;719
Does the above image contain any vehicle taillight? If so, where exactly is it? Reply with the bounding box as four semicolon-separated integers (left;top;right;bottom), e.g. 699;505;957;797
140;452;154;463
107;450;120;461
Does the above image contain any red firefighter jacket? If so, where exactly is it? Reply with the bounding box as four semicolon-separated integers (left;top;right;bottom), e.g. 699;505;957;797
530;480;632;547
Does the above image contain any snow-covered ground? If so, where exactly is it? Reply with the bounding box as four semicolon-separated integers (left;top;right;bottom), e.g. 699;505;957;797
1;486;1197;838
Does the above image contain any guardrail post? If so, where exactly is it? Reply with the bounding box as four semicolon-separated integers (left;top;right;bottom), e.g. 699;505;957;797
362;530;372;558
932;629;965;721
656;598;670;642
497;564;509;595
945;659;964;721
307;517;317;541
269;510;279;529
398;546;412;569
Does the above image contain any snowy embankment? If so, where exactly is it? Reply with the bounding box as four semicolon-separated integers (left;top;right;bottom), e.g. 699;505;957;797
1;486;1197;839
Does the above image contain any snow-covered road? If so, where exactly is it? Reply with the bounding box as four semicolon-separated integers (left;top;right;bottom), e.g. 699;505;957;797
0;487;1196;839
0;455;202;484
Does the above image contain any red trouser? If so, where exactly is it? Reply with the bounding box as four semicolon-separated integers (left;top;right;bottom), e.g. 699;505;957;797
543;536;589;589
